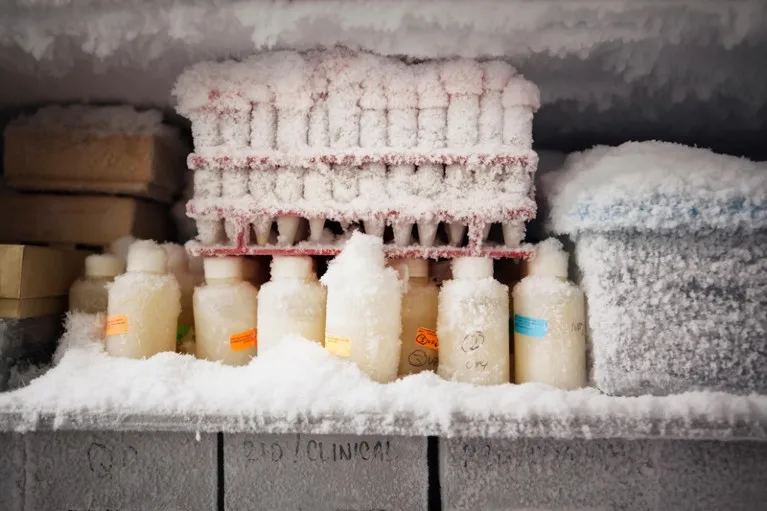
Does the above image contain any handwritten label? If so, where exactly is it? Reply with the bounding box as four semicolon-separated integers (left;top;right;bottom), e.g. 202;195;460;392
514;314;548;338
244;437;396;464
86;442;138;479
408;349;438;370
104;316;128;336
230;329;257;351
415;328;438;351
325;335;351;358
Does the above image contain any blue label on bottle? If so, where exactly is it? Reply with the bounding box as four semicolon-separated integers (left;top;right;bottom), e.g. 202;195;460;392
514;314;548;338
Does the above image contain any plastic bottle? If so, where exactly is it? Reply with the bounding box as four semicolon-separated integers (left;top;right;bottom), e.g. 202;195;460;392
437;257;509;385
513;238;586;389
392;258;439;376
194;257;258;366
106;241;181;359
321;232;402;383
163;243;196;348
257;256;326;353
69;254;125;314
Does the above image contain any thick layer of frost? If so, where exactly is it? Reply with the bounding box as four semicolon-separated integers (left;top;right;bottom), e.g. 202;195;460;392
542;142;767;234
2;1;765;152
0;313;765;438
576;230;767;397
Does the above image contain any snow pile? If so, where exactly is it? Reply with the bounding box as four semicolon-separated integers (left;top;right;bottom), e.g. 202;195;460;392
542;142;767;234
6;104;168;135
0;313;765;438
539;142;767;396
176;49;536;252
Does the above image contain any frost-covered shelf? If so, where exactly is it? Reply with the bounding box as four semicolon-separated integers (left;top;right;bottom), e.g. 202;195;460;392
187;240;535;259
1;316;765;440
187;148;537;171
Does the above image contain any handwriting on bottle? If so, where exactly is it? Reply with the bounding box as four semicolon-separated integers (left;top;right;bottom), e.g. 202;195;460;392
230;329;257;351
415;327;438;351
104;315;128;336
325;335;352;358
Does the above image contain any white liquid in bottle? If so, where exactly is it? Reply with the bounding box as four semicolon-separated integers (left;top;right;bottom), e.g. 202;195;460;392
321;232;402;383
257;256;326;352
106;241;181;359
437;257;510;385
69;254;125;314
194;257;258;366
392;259;439;376
513;238;586;390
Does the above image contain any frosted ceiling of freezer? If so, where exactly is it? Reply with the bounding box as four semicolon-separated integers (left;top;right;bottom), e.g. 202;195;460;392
1;0;766;154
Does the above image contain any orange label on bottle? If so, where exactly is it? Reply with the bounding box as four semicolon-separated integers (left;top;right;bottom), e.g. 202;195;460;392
105;315;129;336
325;335;351;358
230;329;257;351
415;327;439;351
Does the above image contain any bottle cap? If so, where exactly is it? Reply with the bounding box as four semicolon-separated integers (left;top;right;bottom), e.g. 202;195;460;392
126;240;168;274
270;256;315;280
527;238;569;279
204;257;244;280
242;257;261;281
390;258;429;280
451;257;493;279
84;254;124;278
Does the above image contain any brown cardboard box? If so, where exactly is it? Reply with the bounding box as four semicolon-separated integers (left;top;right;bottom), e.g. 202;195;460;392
0;194;170;247
0;297;68;319
0;244;90;299
3;129;186;204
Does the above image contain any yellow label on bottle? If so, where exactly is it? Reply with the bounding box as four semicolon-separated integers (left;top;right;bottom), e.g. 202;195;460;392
230;329;257;351
325;335;351;358
415;327;439;351
105;315;129;336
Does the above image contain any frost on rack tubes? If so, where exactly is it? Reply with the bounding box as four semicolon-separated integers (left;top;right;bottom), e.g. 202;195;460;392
174;48;540;256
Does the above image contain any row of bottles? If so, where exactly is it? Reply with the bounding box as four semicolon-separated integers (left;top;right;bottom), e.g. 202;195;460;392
68;235;586;389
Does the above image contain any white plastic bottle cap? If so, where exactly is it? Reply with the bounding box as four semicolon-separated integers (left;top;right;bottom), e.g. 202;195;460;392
85;254;125;278
204;257;244;280
270;256;315;280
527;238;569;279
242;258;261;281
126;240;168;274
451;257;494;279
390;258;429;280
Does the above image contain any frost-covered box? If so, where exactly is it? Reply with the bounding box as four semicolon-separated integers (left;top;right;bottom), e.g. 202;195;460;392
542;142;767;396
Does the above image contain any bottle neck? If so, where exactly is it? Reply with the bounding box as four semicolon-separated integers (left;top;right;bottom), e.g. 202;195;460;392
86;275;116;281
272;275;316;283
129;268;164;276
207;277;243;286
409;276;430;285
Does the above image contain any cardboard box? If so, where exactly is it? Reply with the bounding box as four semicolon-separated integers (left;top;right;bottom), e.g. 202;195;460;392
0;194;170;247
3;129;186;204
0;244;90;299
0;297;68;319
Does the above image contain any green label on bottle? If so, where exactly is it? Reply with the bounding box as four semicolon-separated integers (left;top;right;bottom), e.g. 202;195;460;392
176;324;192;343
